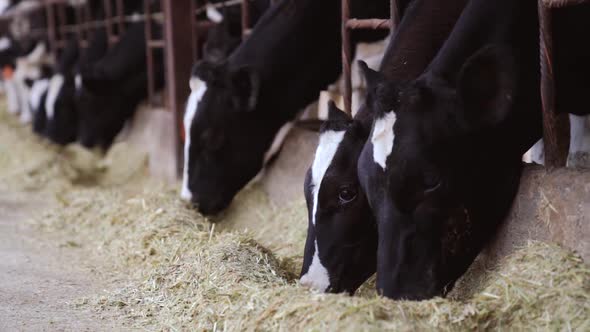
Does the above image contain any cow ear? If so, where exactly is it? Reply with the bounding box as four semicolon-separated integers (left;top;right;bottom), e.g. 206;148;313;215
327;100;350;122
458;45;516;127
359;60;383;90
230;66;260;111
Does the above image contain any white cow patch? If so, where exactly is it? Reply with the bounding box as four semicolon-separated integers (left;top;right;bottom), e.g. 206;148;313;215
45;74;64;120
29;78;49;111
372;111;397;170
206;4;224;23
311;130;346;225
299;130;345;292
181;78;207;201
0;37;11;51
75;73;82;92
299;241;330;292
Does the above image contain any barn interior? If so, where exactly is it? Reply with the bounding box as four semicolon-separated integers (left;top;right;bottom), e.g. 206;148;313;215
0;0;588;330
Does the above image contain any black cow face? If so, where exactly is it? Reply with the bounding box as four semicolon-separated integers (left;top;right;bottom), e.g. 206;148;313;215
300;102;377;294
181;60;263;216
45;74;78;145
77;73;147;150
358;46;519;300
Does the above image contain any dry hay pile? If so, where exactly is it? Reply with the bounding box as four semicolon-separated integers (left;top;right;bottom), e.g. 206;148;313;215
1;102;589;330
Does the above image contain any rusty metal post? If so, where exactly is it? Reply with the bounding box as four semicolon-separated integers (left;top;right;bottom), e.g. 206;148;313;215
45;2;58;55
163;0;195;176
341;0;352;115
539;1;569;168
190;0;199;60
103;0;116;46
390;0;399;31
241;0;251;37
116;0;125;35
144;0;156;106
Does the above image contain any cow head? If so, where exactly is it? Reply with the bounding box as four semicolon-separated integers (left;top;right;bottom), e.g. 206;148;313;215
358;46;519;300
300;101;377;294
45;73;78;145
77;72;147;150
181;60;263;216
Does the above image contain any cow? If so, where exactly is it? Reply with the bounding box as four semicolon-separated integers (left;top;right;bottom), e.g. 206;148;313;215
182;0;390;216
43;0;141;146
357;0;590;300
201;0;270;63
28;64;52;135
77;20;164;150
42;37;81;144
299;0;469;294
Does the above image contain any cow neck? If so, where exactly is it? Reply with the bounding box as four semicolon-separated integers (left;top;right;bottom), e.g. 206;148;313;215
378;0;468;83
228;0;340;84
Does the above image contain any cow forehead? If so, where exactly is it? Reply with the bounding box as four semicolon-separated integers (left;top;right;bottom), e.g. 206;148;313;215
181;79;208;201
372;111;397;170
311;130;346;226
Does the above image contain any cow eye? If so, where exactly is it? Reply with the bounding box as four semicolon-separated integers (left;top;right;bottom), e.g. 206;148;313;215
338;186;357;205
423;172;441;193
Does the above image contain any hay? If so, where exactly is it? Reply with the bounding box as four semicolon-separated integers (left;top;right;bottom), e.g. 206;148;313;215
1;101;588;331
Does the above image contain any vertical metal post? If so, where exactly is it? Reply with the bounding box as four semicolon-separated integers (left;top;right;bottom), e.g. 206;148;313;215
45;2;57;55
163;0;195;176
539;1;569;168
241;0;250;37
144;0;155;106
190;0;199;60
341;0;352;115
116;0;125;35
390;0;399;31
104;0;115;46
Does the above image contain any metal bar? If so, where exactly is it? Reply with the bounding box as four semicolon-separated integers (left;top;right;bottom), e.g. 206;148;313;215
144;0;156;106
45;2;58;55
345;18;391;30
163;0;195;176
190;0;199;61
241;0;250;38
148;40;166;48
341;0;352;115
538;1;569;167
390;0;400;31
117;0;125;35
104;0;115;47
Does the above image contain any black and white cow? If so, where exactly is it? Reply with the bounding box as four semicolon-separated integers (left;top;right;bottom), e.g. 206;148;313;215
357;0;590;300
28;63;52;135
299;0;469;294
77;20;164;149
42;37;81;144
182;0;390;216
201;0;270;63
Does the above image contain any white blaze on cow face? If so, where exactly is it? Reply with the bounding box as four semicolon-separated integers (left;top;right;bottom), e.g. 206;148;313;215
300;241;330;292
299;129;345;292
372;111;397;170
29;78;49;111
181;78;207;201
45;74;64;120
